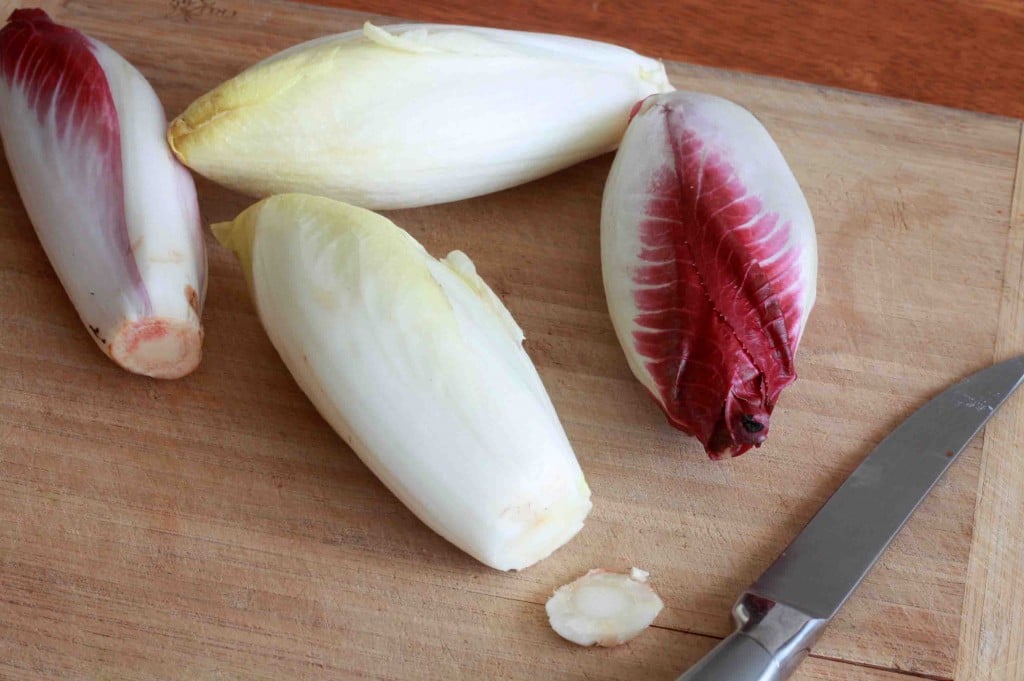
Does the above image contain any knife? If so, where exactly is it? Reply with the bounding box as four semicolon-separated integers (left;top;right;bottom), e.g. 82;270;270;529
676;355;1024;681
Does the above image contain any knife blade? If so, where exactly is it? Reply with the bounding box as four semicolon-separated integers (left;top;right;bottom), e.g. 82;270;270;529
676;355;1024;681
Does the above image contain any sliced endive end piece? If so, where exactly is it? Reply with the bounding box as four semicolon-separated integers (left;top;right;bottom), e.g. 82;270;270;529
170;22;673;210
601;91;817;458
546;568;664;646
213;194;591;570
0;10;206;379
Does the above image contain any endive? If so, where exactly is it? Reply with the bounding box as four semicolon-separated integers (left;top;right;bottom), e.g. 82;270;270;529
170;22;673;210
0;10;206;378
214;194;591;570
602;91;817;458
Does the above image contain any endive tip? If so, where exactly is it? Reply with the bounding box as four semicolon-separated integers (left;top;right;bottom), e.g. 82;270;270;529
211;194;266;253
211;213;260;288
7;8;50;22
643;63;674;94
166;117;189;164
210;219;234;249
109;316;203;379
167;92;235;165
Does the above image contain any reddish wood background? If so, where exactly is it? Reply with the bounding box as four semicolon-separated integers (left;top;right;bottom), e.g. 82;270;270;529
309;0;1024;120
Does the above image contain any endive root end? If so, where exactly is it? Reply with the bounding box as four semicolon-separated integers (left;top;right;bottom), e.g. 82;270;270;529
546;568;664;646
109;317;203;379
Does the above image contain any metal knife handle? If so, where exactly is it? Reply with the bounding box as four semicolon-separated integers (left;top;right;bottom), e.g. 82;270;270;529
676;630;785;681
676;594;828;681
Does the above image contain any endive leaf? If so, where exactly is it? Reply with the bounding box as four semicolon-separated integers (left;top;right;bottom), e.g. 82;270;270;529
1;8;148;321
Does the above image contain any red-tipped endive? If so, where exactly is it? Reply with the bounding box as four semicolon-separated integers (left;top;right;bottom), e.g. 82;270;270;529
168;22;673;210
213;194;592;570
0;10;205;378
602;92;817;459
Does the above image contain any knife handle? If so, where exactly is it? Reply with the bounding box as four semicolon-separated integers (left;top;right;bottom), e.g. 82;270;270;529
676;594;827;681
676;630;787;681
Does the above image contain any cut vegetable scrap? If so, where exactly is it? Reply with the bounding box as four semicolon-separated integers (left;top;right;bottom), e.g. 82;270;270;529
546;568;664;647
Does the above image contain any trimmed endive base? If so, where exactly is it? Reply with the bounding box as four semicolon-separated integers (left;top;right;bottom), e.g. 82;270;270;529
546;568;664;647
213;194;592;570
108;317;203;379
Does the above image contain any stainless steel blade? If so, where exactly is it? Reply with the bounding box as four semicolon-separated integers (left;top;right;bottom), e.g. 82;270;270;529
750;355;1024;620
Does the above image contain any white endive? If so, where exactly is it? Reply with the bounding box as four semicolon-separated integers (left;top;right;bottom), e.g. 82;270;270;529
169;22;673;210
0;10;206;378
214;194;592;570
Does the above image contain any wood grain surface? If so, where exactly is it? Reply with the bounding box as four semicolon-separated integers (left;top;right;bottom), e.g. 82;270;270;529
956;126;1024;681
308;0;1024;121
1;1;1022;680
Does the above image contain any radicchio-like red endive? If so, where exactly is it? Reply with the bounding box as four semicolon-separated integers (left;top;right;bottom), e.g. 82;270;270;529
601;91;817;459
0;10;206;378
0;9;148;309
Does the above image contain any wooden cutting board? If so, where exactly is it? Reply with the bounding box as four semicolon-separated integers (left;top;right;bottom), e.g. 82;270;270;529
1;1;1022;679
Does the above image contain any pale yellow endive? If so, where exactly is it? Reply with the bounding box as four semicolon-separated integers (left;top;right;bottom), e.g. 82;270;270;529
171;22;673;209
214;194;592;570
